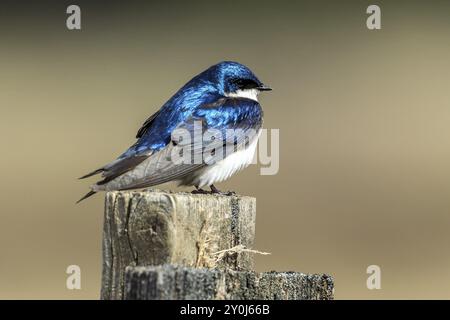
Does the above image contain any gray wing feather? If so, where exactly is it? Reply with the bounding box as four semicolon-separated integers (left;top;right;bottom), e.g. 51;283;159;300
99;143;203;191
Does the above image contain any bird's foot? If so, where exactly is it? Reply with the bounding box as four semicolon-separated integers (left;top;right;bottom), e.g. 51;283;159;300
191;187;209;194
210;185;236;196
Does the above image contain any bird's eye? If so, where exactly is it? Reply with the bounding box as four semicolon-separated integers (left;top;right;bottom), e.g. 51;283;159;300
232;79;259;90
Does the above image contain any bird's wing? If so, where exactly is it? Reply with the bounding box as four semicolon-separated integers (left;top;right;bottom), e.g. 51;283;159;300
79;108;163;183
80;92;222;184
101;97;263;190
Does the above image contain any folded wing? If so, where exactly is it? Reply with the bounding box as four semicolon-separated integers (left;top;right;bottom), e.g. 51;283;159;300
87;97;263;191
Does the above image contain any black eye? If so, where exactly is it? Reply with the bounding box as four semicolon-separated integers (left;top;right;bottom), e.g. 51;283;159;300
232;79;259;90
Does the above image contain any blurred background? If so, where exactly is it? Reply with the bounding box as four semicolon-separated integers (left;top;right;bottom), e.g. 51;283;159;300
1;0;449;299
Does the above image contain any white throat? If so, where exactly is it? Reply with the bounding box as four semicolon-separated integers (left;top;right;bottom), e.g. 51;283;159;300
226;88;259;101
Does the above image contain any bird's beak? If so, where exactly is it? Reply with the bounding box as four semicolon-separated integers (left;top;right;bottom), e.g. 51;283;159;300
257;84;272;91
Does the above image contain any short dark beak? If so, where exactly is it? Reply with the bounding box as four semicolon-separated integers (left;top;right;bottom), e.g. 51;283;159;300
257;84;272;91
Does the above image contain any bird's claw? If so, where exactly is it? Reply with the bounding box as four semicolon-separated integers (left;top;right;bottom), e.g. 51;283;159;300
210;185;236;196
191;188;209;194
191;186;236;196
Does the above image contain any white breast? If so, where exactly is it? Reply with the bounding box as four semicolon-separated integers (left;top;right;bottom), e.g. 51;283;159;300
183;130;261;188
225;88;259;101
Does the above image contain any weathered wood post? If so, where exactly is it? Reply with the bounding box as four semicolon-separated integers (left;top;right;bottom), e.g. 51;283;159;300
100;189;334;300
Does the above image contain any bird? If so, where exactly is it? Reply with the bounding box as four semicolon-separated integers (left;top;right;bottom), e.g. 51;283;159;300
78;61;271;203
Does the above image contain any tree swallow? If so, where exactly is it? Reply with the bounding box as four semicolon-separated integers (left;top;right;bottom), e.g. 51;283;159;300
78;61;271;202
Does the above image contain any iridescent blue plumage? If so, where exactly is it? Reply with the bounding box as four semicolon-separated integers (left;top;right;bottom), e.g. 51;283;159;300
122;61;264;157
78;61;270;202
193;98;263;134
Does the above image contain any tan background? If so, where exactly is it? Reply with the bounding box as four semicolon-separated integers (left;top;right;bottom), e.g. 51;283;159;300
1;0;449;299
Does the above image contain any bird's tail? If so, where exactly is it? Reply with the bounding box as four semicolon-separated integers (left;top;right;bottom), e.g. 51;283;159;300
79;168;104;179
76;190;97;204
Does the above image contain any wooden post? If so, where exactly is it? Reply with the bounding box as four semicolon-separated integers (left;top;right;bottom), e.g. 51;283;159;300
100;189;334;300
124;265;334;300
101;189;257;300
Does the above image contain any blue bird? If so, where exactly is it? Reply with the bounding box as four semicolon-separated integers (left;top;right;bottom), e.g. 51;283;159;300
78;61;271;202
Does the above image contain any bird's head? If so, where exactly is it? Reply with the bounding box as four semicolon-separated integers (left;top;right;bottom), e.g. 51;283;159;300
201;61;271;101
